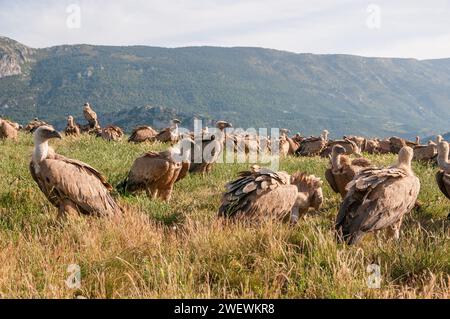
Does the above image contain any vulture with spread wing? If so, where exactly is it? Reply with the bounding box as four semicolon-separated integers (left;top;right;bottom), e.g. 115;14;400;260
30;126;121;219
336;146;420;245
325;145;372;198
128;126;158;143
218;166;323;223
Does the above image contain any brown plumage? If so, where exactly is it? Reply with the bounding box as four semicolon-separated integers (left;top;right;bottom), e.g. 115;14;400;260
279;135;290;157
413;141;437;162
155;119;181;144
296;130;329;156
336;146;420;245
64;116;80;136
325;145;372;198
118;142;192;202
435;141;450;206
128;126;158;143
30;126;121;219
320;138;361;158
83;103;99;129
189;121;232;174
218;166;323;223
0;118;18;141
100;125;124;141
344;135;367;152
24;118;48;133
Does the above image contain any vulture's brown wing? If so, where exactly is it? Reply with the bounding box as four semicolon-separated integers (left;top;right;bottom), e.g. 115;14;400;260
219;170;297;219
29;161;60;207
129;126;156;142
351;158;372;167
325;168;339;194
337;168;418;244
133;152;173;183
436;171;450;200
176;162;190;182
33;157;121;216
54;154;113;190
156;128;173;142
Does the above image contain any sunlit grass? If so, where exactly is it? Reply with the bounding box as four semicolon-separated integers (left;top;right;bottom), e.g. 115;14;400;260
0;132;448;298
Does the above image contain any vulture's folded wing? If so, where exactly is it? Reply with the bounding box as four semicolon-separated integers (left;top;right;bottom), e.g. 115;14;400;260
219;169;297;219
436;170;450;200
37;158;121;215
337;167;419;244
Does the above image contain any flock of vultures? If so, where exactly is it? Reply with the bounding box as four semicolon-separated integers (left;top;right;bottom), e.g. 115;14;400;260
1;102;450;245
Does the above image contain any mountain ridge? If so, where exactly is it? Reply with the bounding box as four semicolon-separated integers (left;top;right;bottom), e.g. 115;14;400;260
1;36;450;138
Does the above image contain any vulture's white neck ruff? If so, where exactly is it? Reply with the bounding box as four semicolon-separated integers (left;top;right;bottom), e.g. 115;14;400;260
331;151;342;172
32;136;50;173
437;144;450;172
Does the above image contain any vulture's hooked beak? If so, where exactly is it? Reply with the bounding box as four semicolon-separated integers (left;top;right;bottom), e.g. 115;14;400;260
51;130;63;139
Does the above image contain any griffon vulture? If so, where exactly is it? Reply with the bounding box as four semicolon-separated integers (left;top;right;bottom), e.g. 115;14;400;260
99;125;124;141
117;140;192;202
24;118;48;133
189;121;232;174
320;138;361;158
336;146;420;245
155;119;181;144
30;126;122;219
218;166;323;223
64;116;81;136
296;130;329;156
83;103;100;129
325;145;372;198
0;118;18;141
344;135;367;152
434;140;450;219
413;140;437;162
128;126;158;143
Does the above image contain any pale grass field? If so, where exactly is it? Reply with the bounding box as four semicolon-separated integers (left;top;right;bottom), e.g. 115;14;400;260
0;132;449;298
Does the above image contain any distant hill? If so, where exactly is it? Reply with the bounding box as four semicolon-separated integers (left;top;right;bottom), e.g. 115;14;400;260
1;36;450;137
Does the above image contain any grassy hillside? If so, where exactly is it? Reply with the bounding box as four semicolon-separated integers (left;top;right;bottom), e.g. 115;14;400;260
2;37;450;137
0;133;448;298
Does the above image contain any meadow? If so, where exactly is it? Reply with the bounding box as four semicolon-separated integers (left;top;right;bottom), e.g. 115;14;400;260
0;132;449;298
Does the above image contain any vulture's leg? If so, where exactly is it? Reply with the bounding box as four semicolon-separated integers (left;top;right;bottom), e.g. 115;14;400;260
159;187;173;202
58;200;79;220
389;218;403;240
145;185;158;199
289;206;300;225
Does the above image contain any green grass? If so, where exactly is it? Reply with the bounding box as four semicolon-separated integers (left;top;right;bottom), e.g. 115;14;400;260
0;132;448;298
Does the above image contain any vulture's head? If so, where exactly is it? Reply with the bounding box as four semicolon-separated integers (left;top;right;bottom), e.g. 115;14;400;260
397;146;414;167
216;121;232;130
172;119;181;125
436;135;443;144
33;125;62;144
332;144;346;156
291;172;324;210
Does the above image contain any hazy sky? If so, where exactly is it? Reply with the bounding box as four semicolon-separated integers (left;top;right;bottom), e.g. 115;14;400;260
1;0;450;59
